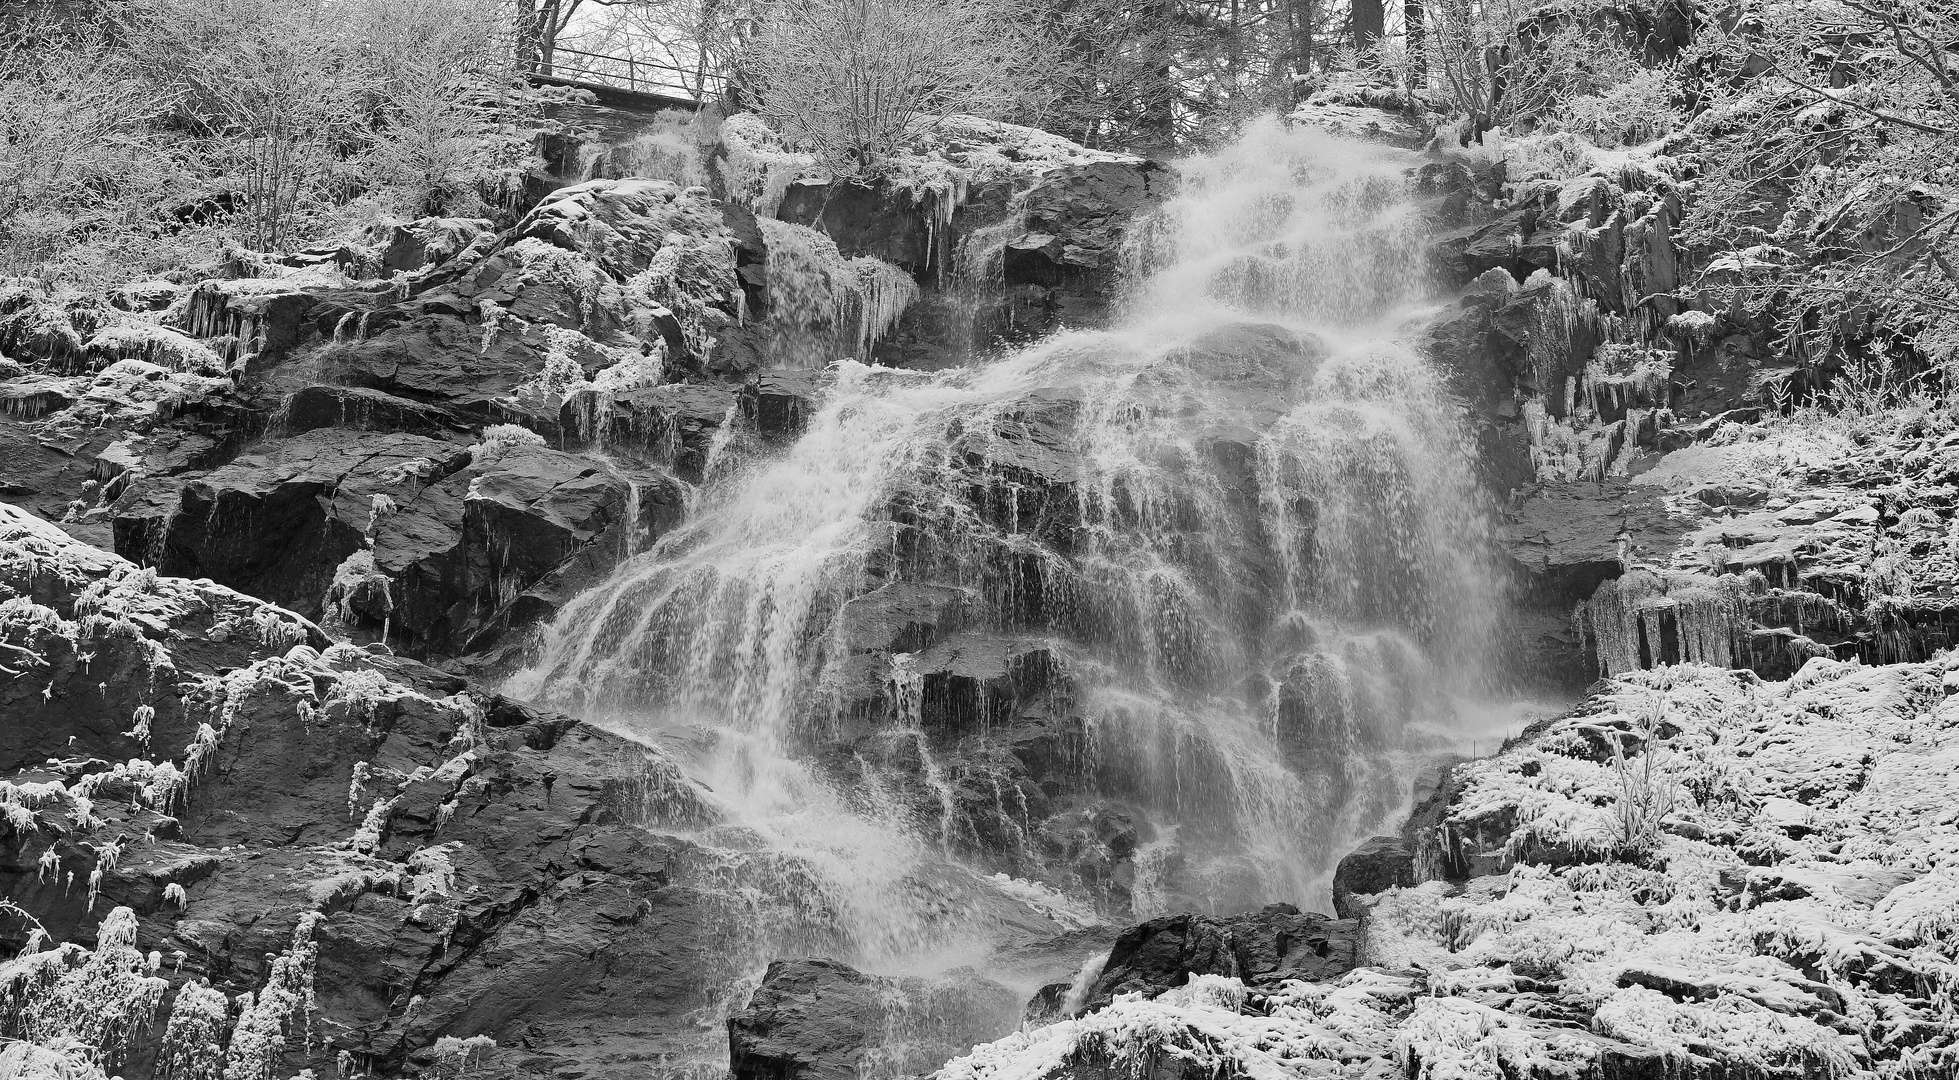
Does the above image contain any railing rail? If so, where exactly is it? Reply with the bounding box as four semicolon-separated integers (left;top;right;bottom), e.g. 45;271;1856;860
532;46;726;105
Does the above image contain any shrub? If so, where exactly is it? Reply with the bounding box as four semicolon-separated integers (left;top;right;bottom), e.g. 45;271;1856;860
742;0;1036;174
0;24;204;284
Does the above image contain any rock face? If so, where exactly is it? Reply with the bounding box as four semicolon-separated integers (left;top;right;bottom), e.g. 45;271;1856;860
0;113;1182;1080
116;428;676;661
0;116;1174;678
992;161;1177;337
729;958;1021;1080
1401;122;1959;687
0;501;739;1077
774;136;1168;367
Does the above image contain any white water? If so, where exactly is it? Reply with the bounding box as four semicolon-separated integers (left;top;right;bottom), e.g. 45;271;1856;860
507;118;1505;1064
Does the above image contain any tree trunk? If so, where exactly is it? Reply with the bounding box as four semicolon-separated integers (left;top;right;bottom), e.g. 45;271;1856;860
1291;0;1316;80
1140;0;1178;151
514;0;544;72
1353;0;1384;50
1403;0;1424;84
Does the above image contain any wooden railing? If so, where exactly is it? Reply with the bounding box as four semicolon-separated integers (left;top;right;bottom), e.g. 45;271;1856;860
532;46;726;106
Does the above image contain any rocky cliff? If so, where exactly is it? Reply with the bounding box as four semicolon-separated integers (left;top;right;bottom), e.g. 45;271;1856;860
4;85;1959;1080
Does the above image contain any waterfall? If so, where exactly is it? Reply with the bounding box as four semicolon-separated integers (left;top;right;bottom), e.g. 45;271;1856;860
507;117;1503;1055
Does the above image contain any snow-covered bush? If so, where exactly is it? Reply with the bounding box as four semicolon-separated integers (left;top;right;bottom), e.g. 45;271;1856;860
321;550;392;637
219;913;322;1080
0;1038;110;1080
156;981;229;1080
0;907;168;1070
469;423;546;465
742;0;1040;174
430;1034;495;1079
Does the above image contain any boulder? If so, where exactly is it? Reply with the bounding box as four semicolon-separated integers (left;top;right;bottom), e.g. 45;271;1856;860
318;313;560;415
728;958;1020;1080
173;280;322;372
280;385;461;437
744;368;828;440
1331;835;1416;918
372;216;494;277
1075;904;1362;1014
446;178;740;368
728;958;885;1080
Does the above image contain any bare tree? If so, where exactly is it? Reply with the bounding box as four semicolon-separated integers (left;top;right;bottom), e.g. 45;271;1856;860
1681;0;1959;377
743;0;1035;172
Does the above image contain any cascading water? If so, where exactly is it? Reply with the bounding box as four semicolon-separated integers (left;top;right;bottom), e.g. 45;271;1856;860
507;118;1511;1070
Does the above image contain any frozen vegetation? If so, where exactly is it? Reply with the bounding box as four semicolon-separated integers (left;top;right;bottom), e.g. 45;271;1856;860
943;660;1959;1079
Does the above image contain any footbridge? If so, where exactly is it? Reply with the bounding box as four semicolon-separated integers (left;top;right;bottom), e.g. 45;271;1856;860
527;48;725;113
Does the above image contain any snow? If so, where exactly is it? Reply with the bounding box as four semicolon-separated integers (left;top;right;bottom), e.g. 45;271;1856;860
469;422;546;465
941;657;1959;1080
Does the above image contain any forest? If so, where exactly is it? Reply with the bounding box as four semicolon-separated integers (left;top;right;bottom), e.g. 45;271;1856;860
3;0;1955;383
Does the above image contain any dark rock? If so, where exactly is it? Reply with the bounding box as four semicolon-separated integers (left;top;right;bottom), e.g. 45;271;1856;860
318;315;549;414
1076;904;1362;1014
560;382;740;484
122;428;660;659
173;281;320;372
996;160;1176;333
131;428;472;619
744;369;828;440
728;958;885;1080
281;385;462;437
1331;835;1416;918
729;958;1020;1080
777;180;948;276
0;501;741;1074
374;217;494;277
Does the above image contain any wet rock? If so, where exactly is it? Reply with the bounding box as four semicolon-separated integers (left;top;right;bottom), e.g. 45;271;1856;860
777;180;958;277
373;216;495;277
281;385;461;437
1331;835;1416;918
729;958;1020;1080
1076;904;1362;1014
728;958;885;1080
319;314;553;415
561;382;739;484
172;280;321;372
0;500;734;1075
131;428;469;617
122;428;661;658
744;368;828;440
836;582;973;656
997;160;1176;334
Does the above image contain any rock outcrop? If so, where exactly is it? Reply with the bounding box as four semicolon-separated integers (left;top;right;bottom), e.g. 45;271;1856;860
0;500;741;1078
944;658;1959;1080
116;427;679;660
0;112;1183;1080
